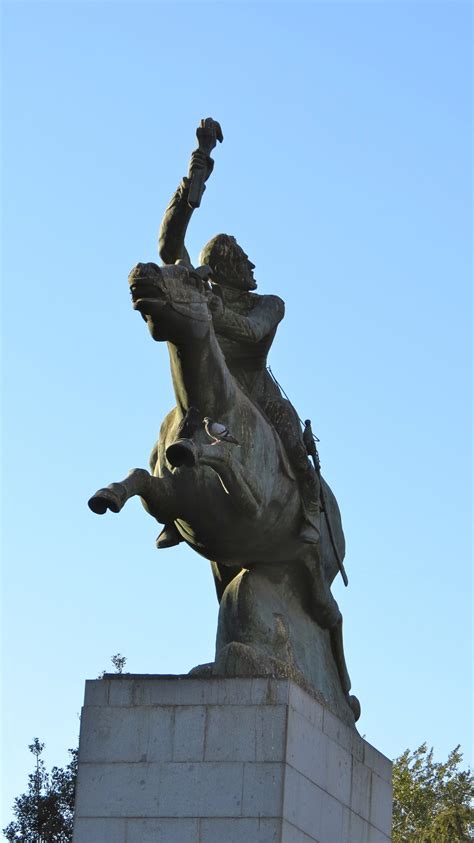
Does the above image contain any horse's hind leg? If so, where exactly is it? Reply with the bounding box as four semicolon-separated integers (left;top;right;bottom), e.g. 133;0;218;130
88;468;176;525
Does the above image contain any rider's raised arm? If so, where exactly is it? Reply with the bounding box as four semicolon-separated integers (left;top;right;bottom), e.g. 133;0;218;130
211;294;285;343
158;151;214;267
158;177;194;266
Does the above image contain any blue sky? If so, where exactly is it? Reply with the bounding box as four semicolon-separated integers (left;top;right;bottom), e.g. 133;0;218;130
2;0;472;825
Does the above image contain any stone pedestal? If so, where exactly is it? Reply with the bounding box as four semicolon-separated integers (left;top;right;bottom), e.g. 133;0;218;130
73;676;392;842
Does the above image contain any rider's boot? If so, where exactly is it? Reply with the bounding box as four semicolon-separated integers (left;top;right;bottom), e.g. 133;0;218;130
299;500;321;544
263;397;321;544
156;522;182;549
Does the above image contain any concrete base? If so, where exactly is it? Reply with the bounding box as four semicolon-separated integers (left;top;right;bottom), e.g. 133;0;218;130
73;676;392;842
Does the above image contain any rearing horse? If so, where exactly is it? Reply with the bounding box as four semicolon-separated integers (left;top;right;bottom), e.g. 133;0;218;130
89;261;360;725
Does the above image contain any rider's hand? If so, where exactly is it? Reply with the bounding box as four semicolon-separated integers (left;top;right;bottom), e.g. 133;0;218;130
188;149;214;182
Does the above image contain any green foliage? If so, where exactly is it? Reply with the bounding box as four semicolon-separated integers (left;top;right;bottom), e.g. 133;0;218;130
7;728;472;841
3;740;77;842
393;743;474;842
110;653;127;674
97;652;127;678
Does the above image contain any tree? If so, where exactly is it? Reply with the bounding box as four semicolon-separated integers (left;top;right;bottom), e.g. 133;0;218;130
392;743;474;842
4;655;127;841
3;740;77;842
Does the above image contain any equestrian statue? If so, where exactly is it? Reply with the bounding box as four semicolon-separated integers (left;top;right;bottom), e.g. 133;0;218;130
88;118;360;726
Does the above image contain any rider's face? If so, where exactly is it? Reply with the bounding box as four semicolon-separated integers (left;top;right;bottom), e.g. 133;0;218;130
234;246;257;289
206;238;257;291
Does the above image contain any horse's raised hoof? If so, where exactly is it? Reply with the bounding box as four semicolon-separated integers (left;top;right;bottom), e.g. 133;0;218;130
166;438;197;468
88;484;127;515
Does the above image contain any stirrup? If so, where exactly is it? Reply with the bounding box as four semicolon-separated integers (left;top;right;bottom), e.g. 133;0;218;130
299;523;320;544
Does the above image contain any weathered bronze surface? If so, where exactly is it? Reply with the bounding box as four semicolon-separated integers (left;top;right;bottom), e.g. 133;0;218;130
89;119;360;726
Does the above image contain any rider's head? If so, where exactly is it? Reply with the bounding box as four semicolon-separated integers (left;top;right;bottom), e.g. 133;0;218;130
199;234;257;291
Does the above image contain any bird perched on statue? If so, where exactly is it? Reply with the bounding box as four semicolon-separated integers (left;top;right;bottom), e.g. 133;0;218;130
203;417;240;445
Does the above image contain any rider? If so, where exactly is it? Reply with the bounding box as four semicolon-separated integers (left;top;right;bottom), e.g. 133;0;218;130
156;147;321;549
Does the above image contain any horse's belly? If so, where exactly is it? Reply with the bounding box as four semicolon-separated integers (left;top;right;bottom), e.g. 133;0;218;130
174;493;302;566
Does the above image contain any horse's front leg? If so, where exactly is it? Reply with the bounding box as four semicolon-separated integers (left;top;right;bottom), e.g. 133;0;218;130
88;467;176;525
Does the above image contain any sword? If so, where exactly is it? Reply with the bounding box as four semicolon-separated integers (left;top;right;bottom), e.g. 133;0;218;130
304;419;349;587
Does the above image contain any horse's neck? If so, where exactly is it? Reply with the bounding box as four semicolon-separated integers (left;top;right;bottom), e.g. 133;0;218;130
167;329;235;419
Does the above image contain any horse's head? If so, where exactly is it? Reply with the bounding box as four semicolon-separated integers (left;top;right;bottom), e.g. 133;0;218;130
128;262;211;342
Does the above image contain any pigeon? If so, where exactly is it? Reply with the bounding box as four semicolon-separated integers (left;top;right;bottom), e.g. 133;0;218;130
203;417;240;446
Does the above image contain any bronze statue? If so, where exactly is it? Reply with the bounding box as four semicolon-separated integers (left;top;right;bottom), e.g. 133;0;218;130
88;119;360;725
159;119;320;548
